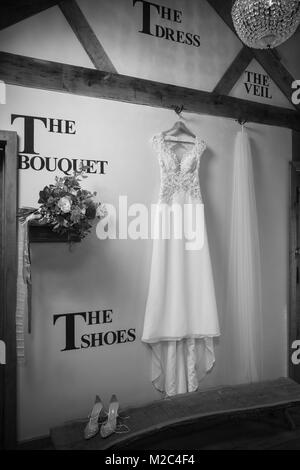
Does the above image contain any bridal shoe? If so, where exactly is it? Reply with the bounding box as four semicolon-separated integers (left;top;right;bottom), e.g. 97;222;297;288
84;395;104;440
100;394;120;438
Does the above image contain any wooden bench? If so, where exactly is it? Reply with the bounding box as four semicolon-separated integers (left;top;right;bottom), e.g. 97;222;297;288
50;377;300;450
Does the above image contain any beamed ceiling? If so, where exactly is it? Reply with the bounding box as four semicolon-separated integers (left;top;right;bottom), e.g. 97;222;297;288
0;0;299;80
0;0;61;30
0;0;299;127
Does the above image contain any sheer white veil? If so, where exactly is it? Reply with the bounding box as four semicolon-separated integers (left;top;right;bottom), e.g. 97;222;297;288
223;127;263;385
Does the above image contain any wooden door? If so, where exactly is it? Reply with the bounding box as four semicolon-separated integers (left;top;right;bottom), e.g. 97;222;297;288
0;130;18;449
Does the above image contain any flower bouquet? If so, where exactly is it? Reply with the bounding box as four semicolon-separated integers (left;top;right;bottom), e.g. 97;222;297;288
18;167;107;243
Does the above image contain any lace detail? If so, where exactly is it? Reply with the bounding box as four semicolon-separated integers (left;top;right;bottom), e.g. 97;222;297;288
152;133;206;204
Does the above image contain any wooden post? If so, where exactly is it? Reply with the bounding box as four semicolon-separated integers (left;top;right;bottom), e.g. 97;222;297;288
289;131;300;383
0;131;18;449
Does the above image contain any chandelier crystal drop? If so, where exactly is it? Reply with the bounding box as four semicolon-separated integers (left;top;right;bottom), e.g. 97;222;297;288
231;0;300;49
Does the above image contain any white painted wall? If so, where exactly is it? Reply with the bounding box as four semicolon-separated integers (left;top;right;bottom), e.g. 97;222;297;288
0;86;290;439
0;0;293;440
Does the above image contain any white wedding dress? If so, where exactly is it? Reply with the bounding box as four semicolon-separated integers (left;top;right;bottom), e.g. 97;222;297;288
142;133;220;396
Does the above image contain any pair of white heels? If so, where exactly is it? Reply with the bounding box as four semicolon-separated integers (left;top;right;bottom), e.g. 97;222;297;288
84;394;128;440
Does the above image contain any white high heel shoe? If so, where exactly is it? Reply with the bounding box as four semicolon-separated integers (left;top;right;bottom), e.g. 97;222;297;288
84;395;104;440
100;394;119;438
100;394;130;438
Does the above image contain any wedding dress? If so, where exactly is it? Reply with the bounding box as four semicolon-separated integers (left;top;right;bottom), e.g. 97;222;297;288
142;133;220;396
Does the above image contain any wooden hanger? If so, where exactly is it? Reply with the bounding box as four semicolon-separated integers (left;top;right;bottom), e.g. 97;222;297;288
162;106;196;144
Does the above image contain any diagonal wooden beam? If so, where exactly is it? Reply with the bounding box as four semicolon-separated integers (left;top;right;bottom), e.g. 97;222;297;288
213;46;253;95
0;51;299;131
59;0;117;73
0;0;60;31
206;0;300;111
253;48;299;109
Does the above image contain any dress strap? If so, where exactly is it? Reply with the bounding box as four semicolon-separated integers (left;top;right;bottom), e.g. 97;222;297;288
194;136;207;156
151;133;164;153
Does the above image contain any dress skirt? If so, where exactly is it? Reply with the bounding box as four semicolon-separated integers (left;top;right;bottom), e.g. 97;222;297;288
142;190;220;396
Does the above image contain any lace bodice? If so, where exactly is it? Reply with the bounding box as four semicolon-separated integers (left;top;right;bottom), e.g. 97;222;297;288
152;133;206;204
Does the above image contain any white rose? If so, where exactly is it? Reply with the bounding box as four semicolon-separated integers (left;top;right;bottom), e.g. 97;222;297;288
57;196;72;213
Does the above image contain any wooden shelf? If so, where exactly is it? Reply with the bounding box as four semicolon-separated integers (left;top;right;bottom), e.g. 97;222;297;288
50;378;300;450
29;222;80;243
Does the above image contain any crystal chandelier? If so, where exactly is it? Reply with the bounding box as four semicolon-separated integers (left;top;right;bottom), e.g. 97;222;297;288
232;0;300;49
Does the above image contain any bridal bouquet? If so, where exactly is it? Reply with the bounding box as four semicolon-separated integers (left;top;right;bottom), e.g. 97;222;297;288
18;167;107;242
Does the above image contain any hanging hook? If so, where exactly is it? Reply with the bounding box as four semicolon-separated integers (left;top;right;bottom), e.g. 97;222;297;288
237;117;247;126
174;105;184;117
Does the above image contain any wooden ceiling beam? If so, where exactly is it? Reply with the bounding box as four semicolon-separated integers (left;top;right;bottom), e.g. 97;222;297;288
0;51;299;131
59;0;117;73
206;0;299;111
213;46;253;95
0;0;60;31
253;48;299;110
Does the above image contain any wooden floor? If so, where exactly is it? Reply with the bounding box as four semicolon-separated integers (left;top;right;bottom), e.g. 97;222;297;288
49;377;300;450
